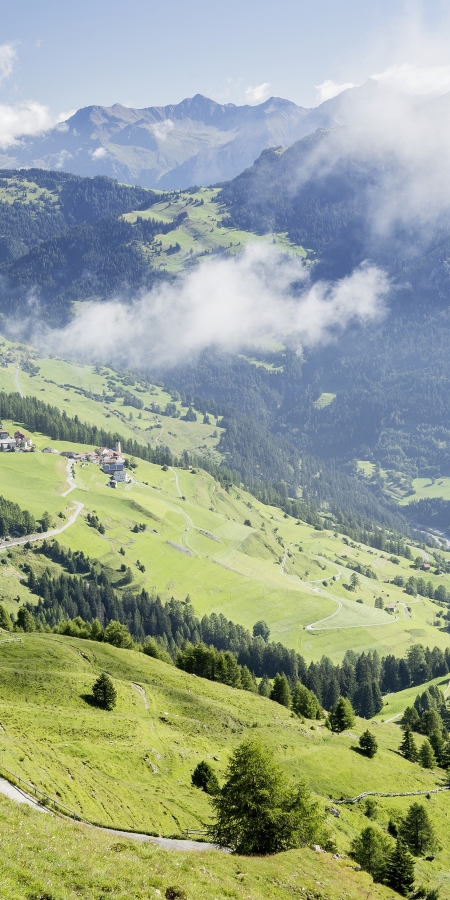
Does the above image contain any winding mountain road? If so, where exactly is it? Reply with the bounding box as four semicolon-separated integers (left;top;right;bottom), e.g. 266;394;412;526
0;458;84;553
0;777;219;851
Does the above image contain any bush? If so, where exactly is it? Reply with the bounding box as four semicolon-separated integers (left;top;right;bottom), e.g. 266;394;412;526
359;730;378;758
104;620;133;649
191;760;219;795
92;672;117;710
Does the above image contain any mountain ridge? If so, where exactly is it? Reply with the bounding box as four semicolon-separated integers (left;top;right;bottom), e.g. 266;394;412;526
2;84;396;189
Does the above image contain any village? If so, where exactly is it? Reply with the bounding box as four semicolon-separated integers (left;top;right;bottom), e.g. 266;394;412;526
0;426;34;451
0;426;129;487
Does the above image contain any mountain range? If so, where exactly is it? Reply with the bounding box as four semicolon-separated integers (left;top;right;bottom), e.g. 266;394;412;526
0;81;401;189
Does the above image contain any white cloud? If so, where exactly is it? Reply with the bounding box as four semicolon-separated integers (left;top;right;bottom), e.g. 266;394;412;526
57;109;76;124
314;80;359;103
37;245;388;369
370;63;450;96
0;101;56;149
90;146;108;160
151;119;174;141
53;149;73;168
245;83;271;105
0;43;16;85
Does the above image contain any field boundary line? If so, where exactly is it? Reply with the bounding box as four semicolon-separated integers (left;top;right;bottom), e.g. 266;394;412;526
335;786;450;804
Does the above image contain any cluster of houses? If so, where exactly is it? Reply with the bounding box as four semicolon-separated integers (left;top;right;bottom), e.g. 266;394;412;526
0;427;33;451
43;440;129;486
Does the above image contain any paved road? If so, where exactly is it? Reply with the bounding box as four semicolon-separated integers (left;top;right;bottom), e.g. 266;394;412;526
0;500;84;553
0;456;84;553
0;778;220;851
0;777;49;813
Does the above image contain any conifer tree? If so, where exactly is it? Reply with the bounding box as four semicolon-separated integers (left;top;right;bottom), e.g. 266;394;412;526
292;682;321;719
258;674;271;697
440;740;450;769
386;838;415;895
0;604;12;631
350;825;392;882
419;739;436;769
399;727;418;762
270;674;292;708
359;730;378;758
399;802;438;856
240;666;257;692
92;672;117;710
191;760;219;795
329;696;355;732
211;738;323;854
429;729;445;765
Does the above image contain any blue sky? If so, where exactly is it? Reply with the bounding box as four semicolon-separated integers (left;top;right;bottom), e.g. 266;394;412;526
1;0;450;121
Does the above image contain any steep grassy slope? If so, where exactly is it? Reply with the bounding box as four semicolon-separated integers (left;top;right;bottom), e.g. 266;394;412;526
1;424;450;660
122;187;306;274
0;633;449;896
0;337;225;463
0;793;395;900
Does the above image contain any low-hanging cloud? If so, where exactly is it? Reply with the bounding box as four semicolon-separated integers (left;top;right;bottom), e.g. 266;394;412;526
315;80;359;103
37;245;388;369
245;83;271;105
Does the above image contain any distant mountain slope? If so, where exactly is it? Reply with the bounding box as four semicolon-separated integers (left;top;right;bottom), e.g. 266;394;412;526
1;85;392;189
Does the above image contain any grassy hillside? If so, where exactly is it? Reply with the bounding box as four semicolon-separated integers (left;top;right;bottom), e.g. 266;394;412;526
1;417;450;660
0;633;450;897
0;337;225;463
0;793;395;900
122;187;306;274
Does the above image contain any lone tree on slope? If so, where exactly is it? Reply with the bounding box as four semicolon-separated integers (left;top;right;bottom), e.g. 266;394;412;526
359;730;378;758
191;761;219;795
92;672;117;710
211;738;323;854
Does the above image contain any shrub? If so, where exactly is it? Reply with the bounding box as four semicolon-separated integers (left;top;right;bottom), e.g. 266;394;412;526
359;730;378;758
191;760;219;795
92;672;117;710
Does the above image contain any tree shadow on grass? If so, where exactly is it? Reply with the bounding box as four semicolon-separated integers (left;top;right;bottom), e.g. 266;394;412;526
350;745;369;757
81;692;98;708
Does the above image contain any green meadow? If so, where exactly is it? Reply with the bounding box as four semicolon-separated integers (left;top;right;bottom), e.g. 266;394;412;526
1;633;450;897
0;791;396;900
0;337;225;462
122;187;307;275
1;420;450;660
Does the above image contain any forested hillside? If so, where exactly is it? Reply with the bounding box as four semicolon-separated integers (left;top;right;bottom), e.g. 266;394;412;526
0;170;168;322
